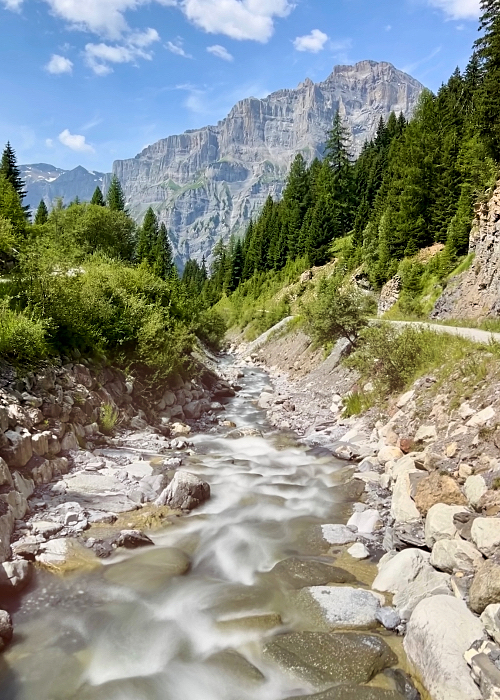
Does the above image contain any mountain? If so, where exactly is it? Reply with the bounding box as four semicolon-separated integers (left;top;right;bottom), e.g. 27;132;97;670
21;163;107;211
109;60;424;266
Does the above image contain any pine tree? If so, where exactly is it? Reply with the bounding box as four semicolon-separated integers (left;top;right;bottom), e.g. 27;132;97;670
0;142;26;203
136;207;158;264
475;0;500;160
324;111;354;237
106;175;126;211
34;199;49;225
152;222;175;279
91;187;105;206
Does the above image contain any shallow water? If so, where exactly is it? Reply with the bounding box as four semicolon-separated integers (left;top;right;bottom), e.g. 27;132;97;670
0;363;395;700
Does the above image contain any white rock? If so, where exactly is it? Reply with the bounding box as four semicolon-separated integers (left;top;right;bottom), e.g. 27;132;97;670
471;517;500;558
389;454;417;480
31;521;63;537
347;542;369;559
397;390;415;408
377;445;403;464
464;475;488;509
31;432;49;456
466;406;495;428
257;392;274;409
425;503;470;548
430;539;484;574
404;596;484;700
346;509;382;534
0;459;13;489
458;402;475;420
481;604;500;645
372;548;451;621
321;524;356;545
414;425;438;443
391;471;421;524
307;586;384;629
125;461;154;479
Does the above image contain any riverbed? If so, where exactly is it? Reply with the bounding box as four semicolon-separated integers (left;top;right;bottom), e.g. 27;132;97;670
0;361;411;700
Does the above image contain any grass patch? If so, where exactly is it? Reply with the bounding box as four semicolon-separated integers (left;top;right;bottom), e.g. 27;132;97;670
342;391;374;417
99;403;119;435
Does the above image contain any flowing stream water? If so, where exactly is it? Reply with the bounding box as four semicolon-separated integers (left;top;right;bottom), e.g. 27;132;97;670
0;362;406;700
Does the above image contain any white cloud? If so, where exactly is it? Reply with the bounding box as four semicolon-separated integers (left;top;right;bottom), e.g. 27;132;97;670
207;44;233;61
1;0;23;9
84;29;159;75
45;138;54;148
58;129;94;152
427;0;479;19
166;38;192;57
182;0;293;42
293;29;328;53
45;54;73;74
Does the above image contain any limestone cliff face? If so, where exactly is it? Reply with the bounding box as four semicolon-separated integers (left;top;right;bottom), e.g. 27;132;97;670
110;60;424;266
432;183;500;320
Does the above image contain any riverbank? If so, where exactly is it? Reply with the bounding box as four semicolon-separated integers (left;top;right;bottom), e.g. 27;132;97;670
239;322;500;700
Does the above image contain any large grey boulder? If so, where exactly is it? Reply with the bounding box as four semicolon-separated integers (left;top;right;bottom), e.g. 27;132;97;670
0;559;32;592
372;549;451;621
0;610;13;650
424;503;470;548
155;471;210;511
404;595;484;700
0;430;32;468
292;586;385;630
471;517;500;558
430;538;484;574
321;524;356;545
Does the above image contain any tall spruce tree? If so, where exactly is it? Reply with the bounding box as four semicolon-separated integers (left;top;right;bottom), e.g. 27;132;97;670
136;207;158;264
34;199;49;225
106;175;126;211
0;142;29;216
476;0;500;160
152;222;175;279
91;187;105;206
324;112;354;237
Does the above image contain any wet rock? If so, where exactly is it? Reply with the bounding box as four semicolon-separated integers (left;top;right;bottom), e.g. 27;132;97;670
271;557;356;589
321;524;356;545
470;560;500;614
404;596;484;700
263;631;397;686
481;604;500;644
383;669;421;700
293;586;384;630
372;549;451;621
155;471;210;511
116;529;154;549
0;559;32;592
376;607;401;631
216;613;282;633
104;546;190;592
0;610;13;650
414;473;467;515
205;649;264;685
283;686;406;700
430;538;484;574
424;503;470;548
471;517;500;557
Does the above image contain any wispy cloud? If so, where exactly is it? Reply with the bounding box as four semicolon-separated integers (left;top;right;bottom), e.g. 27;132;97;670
294;29;328;53
207;44;233;61
58;129;94;152
166;38;192;58
45;54;73;74
402;46;442;74
84;28;160;75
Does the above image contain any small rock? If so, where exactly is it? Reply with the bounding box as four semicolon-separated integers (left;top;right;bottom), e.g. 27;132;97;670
466;406;495;428
0;560;32;592
321;524;356;545
155;471;210;511
347;542;370;559
397;390;415;408
414;425;437;443
464;475;489;510
430;539;484;574
424;503;470;548
346;509;382;534
376;607;401;631
116;530;154;549
170;422;191;437
302;586;384;629
414;472;467;515
378;446;404;464
31;521;63;538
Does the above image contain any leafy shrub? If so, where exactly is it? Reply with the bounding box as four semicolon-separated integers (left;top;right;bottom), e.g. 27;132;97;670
0;300;50;365
192;308;227;351
304;278;376;349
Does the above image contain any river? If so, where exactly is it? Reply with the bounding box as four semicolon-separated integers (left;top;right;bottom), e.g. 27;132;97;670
0;361;409;700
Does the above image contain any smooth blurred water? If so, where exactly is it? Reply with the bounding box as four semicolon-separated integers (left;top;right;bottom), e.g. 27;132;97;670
0;364;357;700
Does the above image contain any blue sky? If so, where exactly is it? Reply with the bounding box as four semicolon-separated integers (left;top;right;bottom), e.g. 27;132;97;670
0;0;481;172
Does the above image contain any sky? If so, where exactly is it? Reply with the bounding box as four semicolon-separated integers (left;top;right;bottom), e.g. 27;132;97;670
0;0;482;172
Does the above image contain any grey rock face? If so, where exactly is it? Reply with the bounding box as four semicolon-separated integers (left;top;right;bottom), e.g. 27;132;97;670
110;61;423;266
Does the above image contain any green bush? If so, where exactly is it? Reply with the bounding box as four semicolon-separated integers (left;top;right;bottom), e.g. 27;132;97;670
304;278;376;349
192;308;227;351
0;301;50;365
99;403;119;435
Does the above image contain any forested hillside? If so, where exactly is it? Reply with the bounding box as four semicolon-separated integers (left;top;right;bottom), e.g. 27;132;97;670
190;0;500;330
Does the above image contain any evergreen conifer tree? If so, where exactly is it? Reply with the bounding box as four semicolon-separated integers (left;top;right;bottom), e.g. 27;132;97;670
152;222;175;279
91;187;105;206
0;142;29;217
476;0;500;159
136;207;158;264
34;199;49;225
106;175;126;211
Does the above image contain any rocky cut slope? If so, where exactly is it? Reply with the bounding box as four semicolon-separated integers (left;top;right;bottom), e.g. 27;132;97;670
110;61;424;267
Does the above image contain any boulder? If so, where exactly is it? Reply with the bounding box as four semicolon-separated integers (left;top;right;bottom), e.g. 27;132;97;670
294;586;384;630
414;425;437;443
257;392;274;409
347;543;370;559
263;632;397;686
391;471;421;524
321;524;356;545
346;509;382;534
404;595;484;700
116;530;154;549
60;431;78;451
481;604;500;645
397;390;415;408
0;559;32;592
270;558;355;589
378;446;403;464
372;548;451;621
464;475;489;510
283;685;406;700
430;539;484;574
466;406;495;428
414;472;467;515
424;503;470;548
0;610;13;650
0;458;13;489
471;517;500;557
155;471;210;511
162;390;176;407
0;430;32;468
170;422;191;436
470;560;500;613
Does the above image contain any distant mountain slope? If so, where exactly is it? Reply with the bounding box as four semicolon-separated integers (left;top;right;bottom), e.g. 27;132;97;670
21;163;108;211
109;60;424;266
